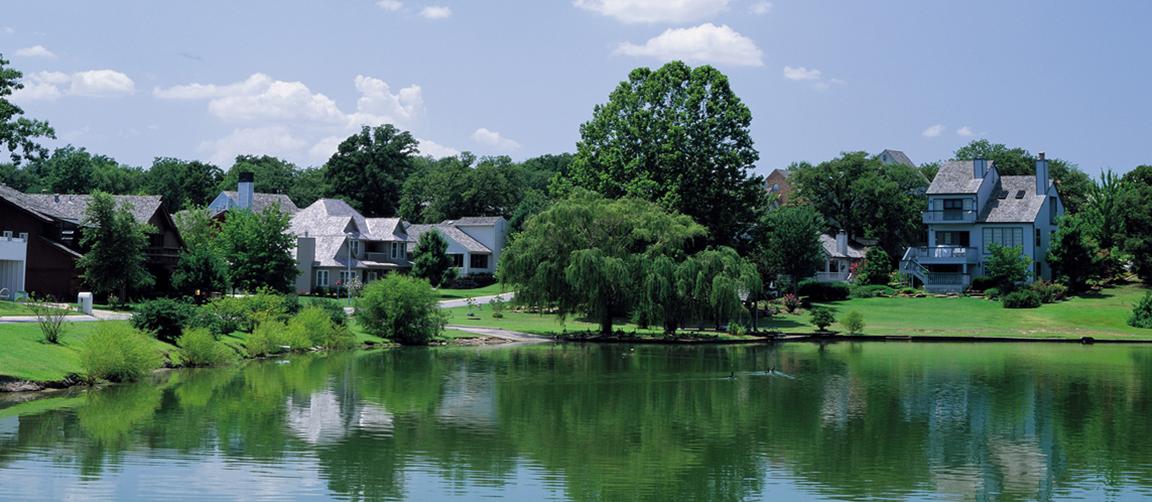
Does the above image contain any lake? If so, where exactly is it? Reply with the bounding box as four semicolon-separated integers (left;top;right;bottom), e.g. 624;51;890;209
2;342;1152;501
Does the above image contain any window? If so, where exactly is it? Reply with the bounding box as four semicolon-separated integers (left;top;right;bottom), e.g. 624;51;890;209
390;242;406;260
316;270;329;287
1049;196;1058;225
942;199;964;220
339;270;358;285
943;199;964;210
982;227;1024;253
470;254;489;269
349;239;360;256
936;231;969;247
1035;228;1041;247
450;254;464;268
367;271;379;282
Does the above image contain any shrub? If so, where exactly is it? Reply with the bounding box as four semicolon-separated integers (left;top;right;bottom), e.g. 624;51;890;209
854;248;893;285
810;308;836;331
984;287;1001;299
287;306;355;350
80;325;163;382
850;284;896;298
728;322;747;337
969;276;999;292
21;295;69;344
131;298;196;343
782;293;800;313
177;328;234;367
1001;290;1042;309
357;274;447;345
1030;280;1068;304
797;280;850;302
245;319;311;357
899;287;919;295
841;311;865;335
490;297;506;318
196;291;290;335
1129;292;1152;329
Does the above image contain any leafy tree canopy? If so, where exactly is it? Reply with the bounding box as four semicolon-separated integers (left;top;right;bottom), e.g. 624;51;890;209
324;124;419;217
219;154;298;196
1120;165;1152;284
411;230;456;288
754;205;825;291
77;192;155;303
0;55;55;166
219;206;298;293
565;61;765;249
146;157;223;212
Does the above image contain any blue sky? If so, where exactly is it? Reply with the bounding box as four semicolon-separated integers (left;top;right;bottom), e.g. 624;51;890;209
3;0;1150;177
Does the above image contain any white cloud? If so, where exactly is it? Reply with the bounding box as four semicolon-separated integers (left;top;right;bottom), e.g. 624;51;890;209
153;73;273;99
471;128;521;151
376;0;403;11
922;124;945;138
956;126;974;137
12;69;134;100
749;1;772;15
200;127;307;165
347;75;425;129
615;23;763;67
208;81;346;124
417;138;460;158
783;66;821;81
14;45;56;58
575;0;728;24
309;136;345;162
420;6;452;19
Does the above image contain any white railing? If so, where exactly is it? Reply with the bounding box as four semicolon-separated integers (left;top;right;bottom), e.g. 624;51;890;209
922;210;977;223
813;271;850;282
905;246;978;262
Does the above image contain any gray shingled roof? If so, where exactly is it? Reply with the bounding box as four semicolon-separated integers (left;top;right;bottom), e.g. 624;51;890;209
927;160;986;194
406;224;491;253
979;176;1046;223
291;199;411;268
218;191;300;215
20;193;162;225
819;234;866;259
447;216;504;226
880;149;915;167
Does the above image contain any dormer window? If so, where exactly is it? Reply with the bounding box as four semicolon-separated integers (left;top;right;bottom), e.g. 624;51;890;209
349;239;360;256
1014;190;1026;199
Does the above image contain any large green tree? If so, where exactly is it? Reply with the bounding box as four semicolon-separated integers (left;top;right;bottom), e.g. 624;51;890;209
77;192;155;304
500;191;705;336
324;124;419;217
219;155;297;196
146;158;223;211
172;207;228;298
1083;170;1128;250
565;61;765;249
1120;165;1152;284
411;230;456;287
1047;214;1099;292
289;165;328;208
953;139;1093;213
0;55;55;166
219;206;298;292
755;205;825;290
790;152;926;260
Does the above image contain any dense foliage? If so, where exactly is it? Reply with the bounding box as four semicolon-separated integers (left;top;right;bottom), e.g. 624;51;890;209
755;205;825;290
0;55;55;166
80;325;163;382
357;274;446;345
411;230;455;288
1001;290;1042;309
855;248;893;285
177;328;234;367
797;280;851;302
984;244;1031;291
1119;166;1152;284
842;311;865;335
1047;214;1099;291
77;192;155;304
1130;293;1152;329
131;298;197;343
219;206;297;292
324;124;418;217
809;308;836;331
565;61;765;249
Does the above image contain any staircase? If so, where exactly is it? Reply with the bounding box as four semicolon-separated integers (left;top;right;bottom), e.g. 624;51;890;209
900;248;968;293
899;248;930;287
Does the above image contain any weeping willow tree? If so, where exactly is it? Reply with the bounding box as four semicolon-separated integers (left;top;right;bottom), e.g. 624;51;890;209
499;190;704;336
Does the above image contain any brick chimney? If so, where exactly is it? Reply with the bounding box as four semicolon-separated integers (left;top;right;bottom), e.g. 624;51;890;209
1035;152;1049;194
238;172;254;210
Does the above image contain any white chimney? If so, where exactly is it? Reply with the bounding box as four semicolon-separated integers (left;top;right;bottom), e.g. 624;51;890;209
1035;152;1049;194
238;172;254;210
973;158;987;179
836;230;848;256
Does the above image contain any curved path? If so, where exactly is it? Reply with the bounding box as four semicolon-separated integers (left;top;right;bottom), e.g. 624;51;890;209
445;325;551;343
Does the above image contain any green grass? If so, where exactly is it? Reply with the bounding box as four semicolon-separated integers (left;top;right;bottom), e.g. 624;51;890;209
435;283;507;300
441;285;1152;341
443;304;753;340
0;321;177;382
0;301;84;317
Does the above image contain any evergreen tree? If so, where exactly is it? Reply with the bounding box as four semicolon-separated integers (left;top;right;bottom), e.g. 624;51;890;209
411;230;456;287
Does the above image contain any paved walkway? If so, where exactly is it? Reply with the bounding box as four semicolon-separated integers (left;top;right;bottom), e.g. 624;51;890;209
438;292;515;309
0;308;131;324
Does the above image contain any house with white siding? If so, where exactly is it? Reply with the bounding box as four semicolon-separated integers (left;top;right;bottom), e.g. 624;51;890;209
900;153;1064;292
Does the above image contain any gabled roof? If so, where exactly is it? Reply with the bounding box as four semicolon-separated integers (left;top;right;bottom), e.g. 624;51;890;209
446;216;504;226
21;194;163;225
819;234;866;259
215;191;300;215
927;160;986;194
406;224;491;254
979;176;1047;223
879;149;915;167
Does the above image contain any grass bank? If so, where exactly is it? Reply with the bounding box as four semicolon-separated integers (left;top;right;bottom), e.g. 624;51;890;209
435;283;506;300
0;321;175;382
444;284;1152;342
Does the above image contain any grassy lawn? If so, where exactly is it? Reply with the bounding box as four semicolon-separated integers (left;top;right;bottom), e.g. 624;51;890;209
0;321;177;382
441;284;1152;341
0;301;84;317
436;283;507;300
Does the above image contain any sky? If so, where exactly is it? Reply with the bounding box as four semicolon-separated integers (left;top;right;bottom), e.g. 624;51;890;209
3;0;1151;178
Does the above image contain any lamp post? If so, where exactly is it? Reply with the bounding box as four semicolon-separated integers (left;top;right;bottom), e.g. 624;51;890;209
345;232;356;307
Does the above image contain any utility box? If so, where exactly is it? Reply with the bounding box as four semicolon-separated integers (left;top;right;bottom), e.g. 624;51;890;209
77;292;93;315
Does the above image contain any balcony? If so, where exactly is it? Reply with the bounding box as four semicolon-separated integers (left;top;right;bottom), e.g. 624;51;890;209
365;252;407;264
922;209;977;224
813;271;850;282
904;246;979;264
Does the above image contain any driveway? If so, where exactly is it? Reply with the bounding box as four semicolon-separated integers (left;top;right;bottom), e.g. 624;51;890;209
438;292;515;309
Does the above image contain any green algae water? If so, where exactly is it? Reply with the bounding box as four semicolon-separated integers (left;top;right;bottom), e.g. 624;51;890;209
2;342;1152;501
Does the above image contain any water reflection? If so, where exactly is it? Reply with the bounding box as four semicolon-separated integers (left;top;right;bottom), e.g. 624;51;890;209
0;343;1151;501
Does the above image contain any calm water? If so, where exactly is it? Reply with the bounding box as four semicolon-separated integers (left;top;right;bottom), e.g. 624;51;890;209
2;342;1152;501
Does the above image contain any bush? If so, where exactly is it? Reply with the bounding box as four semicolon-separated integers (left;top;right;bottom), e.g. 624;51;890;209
177;328;234;367
841;311;865;335
797;279;850;302
854;248;893;285
1030;280;1068;304
287;306;356;350
782;293;800;313
357;274;447;345
80;325;163;382
810;308;836;331
490;296;506;318
850;284;896;298
1129;292;1152;329
131;298;196;343
969;276;999;292
1001;290;1042;309
196;291;290;335
728;322;747;337
21;295;70;344
245;319;312;357
984;287;1002;299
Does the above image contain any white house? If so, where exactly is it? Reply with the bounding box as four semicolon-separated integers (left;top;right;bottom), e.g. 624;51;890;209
815;231;866;282
289;198;508;294
207;172;299;217
900;154;1064;292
